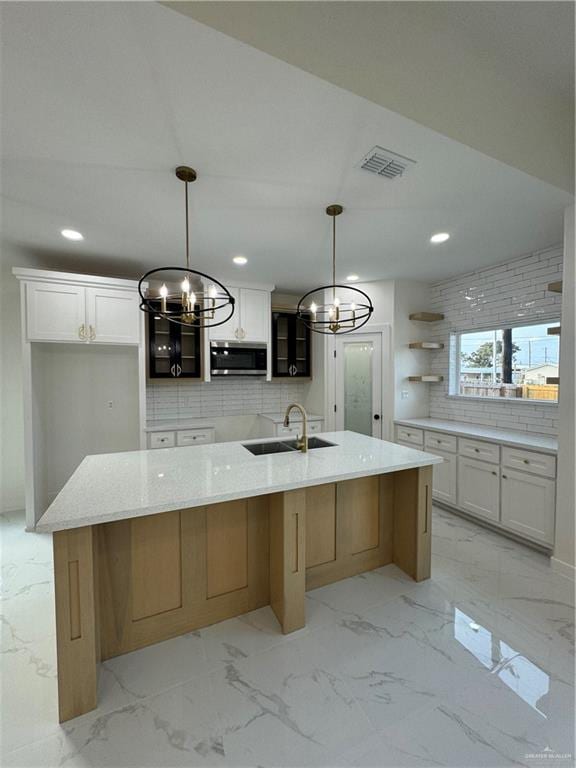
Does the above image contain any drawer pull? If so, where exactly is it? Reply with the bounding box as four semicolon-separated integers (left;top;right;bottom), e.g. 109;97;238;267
474;448;480;453
523;459;530;464
502;474;508;479
492;471;497;476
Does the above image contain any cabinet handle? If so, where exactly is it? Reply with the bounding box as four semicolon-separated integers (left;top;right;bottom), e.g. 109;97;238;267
78;324;86;341
177;364;182;377
474;448;480;453
491;471;497;476
502;474;508;479
170;365;176;377
523;459;530;464
89;325;96;341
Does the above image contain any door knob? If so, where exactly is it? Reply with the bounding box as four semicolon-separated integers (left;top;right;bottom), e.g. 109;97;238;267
373;414;380;420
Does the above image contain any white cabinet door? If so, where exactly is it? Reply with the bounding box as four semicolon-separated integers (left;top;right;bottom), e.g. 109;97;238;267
432;450;457;505
209;286;241;341
86;287;140;344
501;468;555;545
26;281;86;342
457;456;500;522
240;288;270;342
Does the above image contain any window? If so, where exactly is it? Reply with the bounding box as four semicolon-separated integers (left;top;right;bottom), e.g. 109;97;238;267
453;322;560;402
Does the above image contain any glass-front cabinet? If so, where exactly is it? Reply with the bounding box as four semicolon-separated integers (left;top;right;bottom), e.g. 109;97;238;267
272;311;311;378
148;301;201;378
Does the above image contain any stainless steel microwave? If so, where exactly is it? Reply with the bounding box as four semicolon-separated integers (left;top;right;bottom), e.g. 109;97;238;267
210;341;267;376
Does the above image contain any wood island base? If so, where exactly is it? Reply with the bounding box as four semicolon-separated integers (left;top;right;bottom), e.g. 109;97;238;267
53;466;432;722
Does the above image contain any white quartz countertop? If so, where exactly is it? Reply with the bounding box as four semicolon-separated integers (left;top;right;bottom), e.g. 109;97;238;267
145;419;216;433
258;412;323;424
395;418;558;454
35;431;442;533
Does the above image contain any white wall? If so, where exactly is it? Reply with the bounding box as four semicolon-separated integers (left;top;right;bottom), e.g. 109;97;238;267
32;343;140;510
427;246;563;435
553;206;575;572
393;280;432;421
0;244;27;512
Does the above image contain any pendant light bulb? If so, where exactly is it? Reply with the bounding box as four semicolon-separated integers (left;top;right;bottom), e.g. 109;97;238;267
159;284;168;298
208;285;217;299
181;277;190;294
189;290;196;306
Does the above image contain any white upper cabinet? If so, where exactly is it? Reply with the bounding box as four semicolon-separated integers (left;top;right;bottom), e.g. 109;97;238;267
18;270;142;346
85;287;140;344
240;288;269;342
209;286;241;342
26;282;86;342
209;286;271;343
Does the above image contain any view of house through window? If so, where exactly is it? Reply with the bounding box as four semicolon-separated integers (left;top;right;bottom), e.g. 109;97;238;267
455;322;560;402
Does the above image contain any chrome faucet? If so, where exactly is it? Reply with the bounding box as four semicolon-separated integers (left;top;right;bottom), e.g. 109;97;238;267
283;403;308;453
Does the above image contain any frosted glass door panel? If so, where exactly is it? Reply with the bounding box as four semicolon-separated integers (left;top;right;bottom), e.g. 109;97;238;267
343;342;373;435
335;333;382;438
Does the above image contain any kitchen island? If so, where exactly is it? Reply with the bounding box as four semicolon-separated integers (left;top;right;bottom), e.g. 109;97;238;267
35;431;442;722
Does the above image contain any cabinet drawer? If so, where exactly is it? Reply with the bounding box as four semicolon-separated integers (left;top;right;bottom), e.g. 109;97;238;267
395;426;424;446
176;429;215;446
276;424;301;437
149;431;175;449
501;447;556;478
425;431;457;454
459;438;499;465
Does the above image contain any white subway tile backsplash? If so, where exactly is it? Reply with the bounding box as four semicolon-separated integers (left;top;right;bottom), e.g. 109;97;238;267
428;244;562;436
147;379;309;422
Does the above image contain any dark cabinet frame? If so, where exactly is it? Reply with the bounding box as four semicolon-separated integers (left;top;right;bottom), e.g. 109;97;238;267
148;301;202;379
272;310;311;378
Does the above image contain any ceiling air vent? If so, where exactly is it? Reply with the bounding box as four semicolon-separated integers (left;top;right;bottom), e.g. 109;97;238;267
359;146;416;179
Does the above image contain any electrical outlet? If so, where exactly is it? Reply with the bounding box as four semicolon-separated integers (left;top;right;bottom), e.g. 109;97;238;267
401;390;409;400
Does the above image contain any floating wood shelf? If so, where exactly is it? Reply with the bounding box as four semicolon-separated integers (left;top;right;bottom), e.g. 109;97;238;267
546;377;559;385
409;312;444;322
548;281;562;293
408;342;445;350
408;375;444;382
547;326;561;335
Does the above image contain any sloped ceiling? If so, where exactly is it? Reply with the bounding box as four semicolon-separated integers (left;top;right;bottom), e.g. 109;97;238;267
166;1;575;194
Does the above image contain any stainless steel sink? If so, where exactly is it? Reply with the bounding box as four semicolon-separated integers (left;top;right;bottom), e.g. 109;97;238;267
243;437;336;456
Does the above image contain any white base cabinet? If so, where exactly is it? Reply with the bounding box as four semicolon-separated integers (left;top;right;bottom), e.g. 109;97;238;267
395;424;557;550
457;456;500;523
501;468;555;545
431;451;457;506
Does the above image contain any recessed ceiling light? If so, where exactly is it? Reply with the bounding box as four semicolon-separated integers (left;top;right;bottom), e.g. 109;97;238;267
430;232;450;244
61;229;84;241
233;255;247;265
346;274;359;282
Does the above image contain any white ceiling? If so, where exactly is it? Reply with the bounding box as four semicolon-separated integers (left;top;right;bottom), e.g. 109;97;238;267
0;2;572;292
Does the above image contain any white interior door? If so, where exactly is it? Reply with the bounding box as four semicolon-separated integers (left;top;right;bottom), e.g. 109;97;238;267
335;333;382;438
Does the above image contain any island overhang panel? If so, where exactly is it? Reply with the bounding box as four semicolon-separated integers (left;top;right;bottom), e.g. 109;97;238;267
37;432;441;722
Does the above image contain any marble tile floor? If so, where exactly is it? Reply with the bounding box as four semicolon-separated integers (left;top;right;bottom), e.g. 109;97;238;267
1;506;574;767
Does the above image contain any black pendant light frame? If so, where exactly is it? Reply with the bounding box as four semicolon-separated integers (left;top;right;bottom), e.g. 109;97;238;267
297;204;374;335
138;166;235;329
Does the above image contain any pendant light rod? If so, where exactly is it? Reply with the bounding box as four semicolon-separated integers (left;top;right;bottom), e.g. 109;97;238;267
326;204;343;301
175;166;197;271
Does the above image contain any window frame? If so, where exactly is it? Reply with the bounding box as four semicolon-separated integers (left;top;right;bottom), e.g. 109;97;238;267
450;317;561;405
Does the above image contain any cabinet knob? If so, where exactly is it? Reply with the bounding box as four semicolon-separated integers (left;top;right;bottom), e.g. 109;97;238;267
474;448;480;453
502;474;508;479
523;459;530;464
492;471;497;476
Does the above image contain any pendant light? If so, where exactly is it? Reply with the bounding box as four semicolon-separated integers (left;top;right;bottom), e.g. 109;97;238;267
138;167;235;328
297;205;373;334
